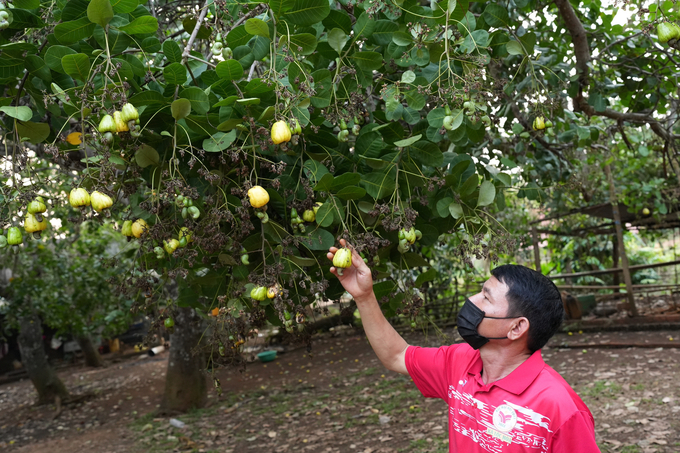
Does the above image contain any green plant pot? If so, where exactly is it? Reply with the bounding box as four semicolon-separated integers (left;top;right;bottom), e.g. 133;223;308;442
257;350;277;362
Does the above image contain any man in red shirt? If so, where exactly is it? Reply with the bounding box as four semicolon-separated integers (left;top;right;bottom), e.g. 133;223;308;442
328;240;600;452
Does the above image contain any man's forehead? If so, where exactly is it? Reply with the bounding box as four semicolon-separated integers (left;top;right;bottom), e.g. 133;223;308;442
483;276;509;297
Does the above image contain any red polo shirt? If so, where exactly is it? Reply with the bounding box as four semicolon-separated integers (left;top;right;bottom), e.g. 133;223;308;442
405;344;600;453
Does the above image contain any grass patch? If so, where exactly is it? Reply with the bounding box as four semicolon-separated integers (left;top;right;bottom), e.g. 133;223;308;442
581;380;622;399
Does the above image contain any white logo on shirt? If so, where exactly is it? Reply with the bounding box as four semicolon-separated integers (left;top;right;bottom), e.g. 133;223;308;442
492;404;517;432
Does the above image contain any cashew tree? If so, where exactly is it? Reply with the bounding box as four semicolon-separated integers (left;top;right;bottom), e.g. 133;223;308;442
0;0;678;409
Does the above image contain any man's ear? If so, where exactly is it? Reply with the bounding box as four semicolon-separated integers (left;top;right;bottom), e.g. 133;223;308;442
507;317;530;341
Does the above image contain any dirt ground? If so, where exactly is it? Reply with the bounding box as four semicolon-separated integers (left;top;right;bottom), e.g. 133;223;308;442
1;326;679;453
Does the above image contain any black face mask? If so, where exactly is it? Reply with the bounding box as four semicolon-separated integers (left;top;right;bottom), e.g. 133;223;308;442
457;298;518;350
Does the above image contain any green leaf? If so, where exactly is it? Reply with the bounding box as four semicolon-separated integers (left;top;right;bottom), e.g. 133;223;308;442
372;20;398;46
519;32;536;55
394;134;422;148
415;268;437;287
164;63;187;85
284;33;317;55
310;69;332;108
182;17;212;40
355;131;384;158
25;55;52;82
436;197;452;217
135;144;159;167
407;140;443;167
0;106;32;121
350;51;383;71
215;60;244;81
269;0;295;18
284;0;330;26
110;0;138;13
426;107;446;128
353;12;375;38
61;53;91;81
8;9;45;28
128;90;167;106
392;31;412;46
14;0;40;9
118;16;158;34
45;45;77;73
87;0;114;28
460;173;478;196
330;173;361;190
163;40;183;64
327;28;348;54
449;109;465;131
171;98;192;120
16;121;50;144
449;202;464;219
477;180;496;207
62;0;90;21
506;40;524;55
179;87;210;115
374;281;397;299
54;17;96;44
403;253;429;267
588;92;607;112
299;228;334;251
483;3;510;27
314;203;334;227
303;159;329;184
227;25;251;49
141;37;162;53
401;71;416;84
203;130;237;151
323;9;351;34
336;186;366;200
245;18;269;38
361;170;396;199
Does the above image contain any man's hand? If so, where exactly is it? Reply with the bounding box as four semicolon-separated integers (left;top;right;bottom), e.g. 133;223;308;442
327;239;374;301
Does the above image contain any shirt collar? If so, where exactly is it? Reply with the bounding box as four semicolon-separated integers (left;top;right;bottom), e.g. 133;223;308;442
467;349;545;395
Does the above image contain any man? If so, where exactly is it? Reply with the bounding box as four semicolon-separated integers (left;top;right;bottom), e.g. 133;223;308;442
328;240;600;453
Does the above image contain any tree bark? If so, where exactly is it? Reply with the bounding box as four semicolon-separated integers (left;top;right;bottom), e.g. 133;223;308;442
76;334;105;368
17;313;70;405
160;307;207;414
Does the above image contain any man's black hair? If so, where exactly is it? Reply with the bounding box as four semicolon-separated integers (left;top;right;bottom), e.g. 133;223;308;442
490;264;564;352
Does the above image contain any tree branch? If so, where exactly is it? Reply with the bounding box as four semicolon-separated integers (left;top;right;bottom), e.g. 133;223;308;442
181;0;211;65
554;0;590;89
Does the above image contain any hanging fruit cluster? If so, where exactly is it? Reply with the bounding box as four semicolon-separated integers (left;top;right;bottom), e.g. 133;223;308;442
0;4;8;30
97;103;140;145
69;188;114;213
397;227;422;253
176;195;200;220
281;310;305;333
24;197;48;239
247;185;269;223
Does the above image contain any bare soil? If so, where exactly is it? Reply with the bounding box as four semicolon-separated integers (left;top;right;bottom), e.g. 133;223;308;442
1;327;679;453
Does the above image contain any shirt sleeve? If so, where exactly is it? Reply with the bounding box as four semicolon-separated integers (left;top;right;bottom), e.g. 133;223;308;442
405;344;469;400
549;410;601;453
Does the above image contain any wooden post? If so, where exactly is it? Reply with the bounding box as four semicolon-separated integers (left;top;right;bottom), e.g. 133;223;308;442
531;227;541;273
612;237;620;293
605;164;638;316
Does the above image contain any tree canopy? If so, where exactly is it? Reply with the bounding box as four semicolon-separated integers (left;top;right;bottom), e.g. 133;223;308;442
1;0;679;354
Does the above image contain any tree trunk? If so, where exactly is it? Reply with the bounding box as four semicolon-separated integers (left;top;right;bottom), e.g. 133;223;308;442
76;334;105;367
160;307;207;414
17;313;70;405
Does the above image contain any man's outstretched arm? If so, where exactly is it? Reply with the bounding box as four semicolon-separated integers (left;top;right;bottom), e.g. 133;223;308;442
328;239;409;375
